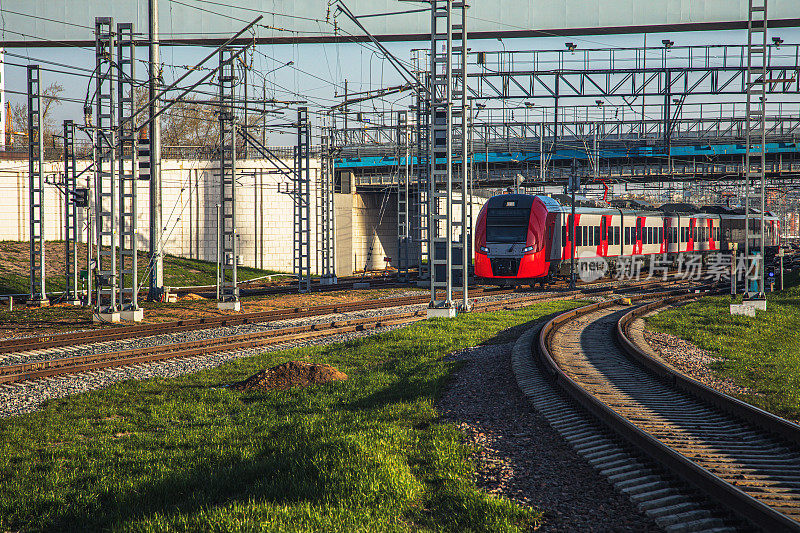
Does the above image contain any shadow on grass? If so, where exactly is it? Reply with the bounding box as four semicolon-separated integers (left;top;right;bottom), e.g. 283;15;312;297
47;428;326;531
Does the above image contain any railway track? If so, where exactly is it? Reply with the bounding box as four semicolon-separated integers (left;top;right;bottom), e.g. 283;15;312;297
0;289;582;385
0;275;663;356
0;278;685;387
531;291;800;531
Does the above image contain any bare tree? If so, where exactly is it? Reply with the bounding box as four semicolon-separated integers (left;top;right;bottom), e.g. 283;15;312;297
10;82;64;150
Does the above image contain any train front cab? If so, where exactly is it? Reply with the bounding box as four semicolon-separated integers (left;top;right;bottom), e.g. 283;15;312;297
475;194;555;285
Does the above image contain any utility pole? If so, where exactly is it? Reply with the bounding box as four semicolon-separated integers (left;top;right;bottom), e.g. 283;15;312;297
148;0;164;301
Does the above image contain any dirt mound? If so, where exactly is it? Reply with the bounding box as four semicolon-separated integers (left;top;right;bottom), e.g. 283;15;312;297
233;361;347;391
180;293;205;301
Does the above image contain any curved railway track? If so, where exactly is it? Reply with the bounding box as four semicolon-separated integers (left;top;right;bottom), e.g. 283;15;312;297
534;292;800;531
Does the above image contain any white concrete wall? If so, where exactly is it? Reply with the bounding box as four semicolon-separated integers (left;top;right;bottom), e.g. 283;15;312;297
0;159;487;276
0;158;319;274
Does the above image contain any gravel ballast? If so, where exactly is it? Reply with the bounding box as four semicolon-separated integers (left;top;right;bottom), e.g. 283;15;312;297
641;325;754;399
0;323;406;419
438;342;659;531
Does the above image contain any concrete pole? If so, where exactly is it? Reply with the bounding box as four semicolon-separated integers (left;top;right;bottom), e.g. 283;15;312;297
148;0;164;299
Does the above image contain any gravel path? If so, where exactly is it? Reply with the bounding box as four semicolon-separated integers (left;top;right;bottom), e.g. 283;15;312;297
438;342;659;532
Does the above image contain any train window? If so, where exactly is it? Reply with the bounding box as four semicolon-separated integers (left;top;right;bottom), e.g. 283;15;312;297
614;226;620;245
485;207;529;243
583;226;588;245
562;225;567;245
588;226;594;246
595;226;601;244
659;227;664;242
576;226;583;246
601;223;607;241
646;227;651;244
624;227;629;245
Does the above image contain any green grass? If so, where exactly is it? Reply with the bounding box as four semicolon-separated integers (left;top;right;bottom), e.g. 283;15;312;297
647;271;800;420
0;300;584;532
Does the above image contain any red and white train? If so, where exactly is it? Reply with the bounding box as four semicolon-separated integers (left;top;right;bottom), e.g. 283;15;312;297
474;194;780;284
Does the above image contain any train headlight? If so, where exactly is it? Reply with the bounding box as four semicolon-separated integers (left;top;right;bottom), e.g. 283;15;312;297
479;246;490;254
522;245;535;254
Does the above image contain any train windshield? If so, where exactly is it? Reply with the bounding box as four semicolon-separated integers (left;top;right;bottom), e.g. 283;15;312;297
486;207;529;243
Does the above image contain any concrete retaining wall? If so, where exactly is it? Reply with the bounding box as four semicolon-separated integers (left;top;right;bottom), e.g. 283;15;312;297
0;159;486;276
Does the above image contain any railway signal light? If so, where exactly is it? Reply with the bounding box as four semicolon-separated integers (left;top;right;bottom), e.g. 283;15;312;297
72;188;89;207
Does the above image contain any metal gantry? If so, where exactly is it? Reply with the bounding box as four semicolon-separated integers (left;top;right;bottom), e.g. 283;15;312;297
745;0;768;298
413;50;431;281
116;22;142;320
428;0;468;315
396;111;411;281
94;17;119;318
294;107;311;293
317;134;336;284
27;64;48;306
217;46;240;310
63;119;81;305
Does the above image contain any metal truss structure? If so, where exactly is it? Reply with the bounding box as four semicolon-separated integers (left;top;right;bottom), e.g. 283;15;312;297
745;0;768;296
217;46;239;310
294;107;311;293
116;22;141;319
413;50;431;281
396;111;411;281
316;134;336;284
93;17;119;317
428;0;468;312
63;119;81;305
27;64;48;305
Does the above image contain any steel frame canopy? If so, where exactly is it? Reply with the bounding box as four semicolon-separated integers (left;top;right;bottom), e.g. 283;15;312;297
2;1;800;46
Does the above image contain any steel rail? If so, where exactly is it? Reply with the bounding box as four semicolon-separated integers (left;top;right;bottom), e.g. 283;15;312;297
537;291;800;532
0;288;597;386
0;274;669;356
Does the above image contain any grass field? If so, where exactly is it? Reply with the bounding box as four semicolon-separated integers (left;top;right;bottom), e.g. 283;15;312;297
647;271;800;421
0;240;282;295
0;300;584;532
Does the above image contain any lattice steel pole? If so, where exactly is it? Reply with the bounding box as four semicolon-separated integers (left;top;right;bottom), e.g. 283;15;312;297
117;22;142;320
428;0;466;317
63;119;80;305
93;17;119;320
459;3;469;311
318;133;336;284
745;0;768;300
27;64;48;306
294;107;311;293
217;46;240;311
397;110;411;282
412;49;430;282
